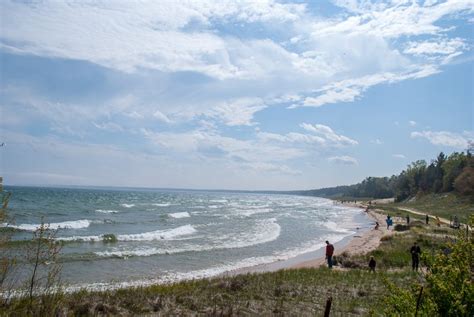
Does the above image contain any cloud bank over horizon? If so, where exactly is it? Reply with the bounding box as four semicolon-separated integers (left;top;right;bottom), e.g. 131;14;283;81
1;0;473;190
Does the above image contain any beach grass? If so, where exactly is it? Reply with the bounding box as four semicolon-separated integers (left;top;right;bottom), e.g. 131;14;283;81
394;192;473;223
3;267;416;316
4;227;448;315
1;207;467;315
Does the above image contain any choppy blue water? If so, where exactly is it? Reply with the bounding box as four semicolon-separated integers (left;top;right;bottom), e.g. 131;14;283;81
3;186;371;290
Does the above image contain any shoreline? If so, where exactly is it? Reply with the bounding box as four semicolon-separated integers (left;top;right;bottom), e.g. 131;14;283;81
291;208;387;269
227;202;385;275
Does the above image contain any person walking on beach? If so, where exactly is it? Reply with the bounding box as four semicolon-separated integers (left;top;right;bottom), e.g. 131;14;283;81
368;256;376;272
425;214;429;225
406;214;410;224
410;242;421;271
386;215;393;230
325;241;334;269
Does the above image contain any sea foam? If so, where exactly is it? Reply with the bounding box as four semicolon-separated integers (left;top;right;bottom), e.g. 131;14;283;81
153;203;173;207
118;224;196;241
94;218;281;258
95;209;118;214
3;219;91;231
58;224;197;243
169;212;190;219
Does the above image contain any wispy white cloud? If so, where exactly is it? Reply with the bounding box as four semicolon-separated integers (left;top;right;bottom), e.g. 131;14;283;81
411;130;472;148
328;155;358;165
291;65;440;108
300;123;358;146
208;98;266;126
409;120;417;127
393;154;406;159
153;110;173;124
370;139;383;145
404;38;467;56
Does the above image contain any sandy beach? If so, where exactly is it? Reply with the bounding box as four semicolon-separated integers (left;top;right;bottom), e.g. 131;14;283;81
291;208;388;269
228;202;389;276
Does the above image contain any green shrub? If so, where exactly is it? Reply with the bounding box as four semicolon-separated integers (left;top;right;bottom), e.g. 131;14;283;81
383;216;474;316
103;234;117;243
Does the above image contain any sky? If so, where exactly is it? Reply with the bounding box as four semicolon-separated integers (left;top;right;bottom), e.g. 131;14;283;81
0;0;473;190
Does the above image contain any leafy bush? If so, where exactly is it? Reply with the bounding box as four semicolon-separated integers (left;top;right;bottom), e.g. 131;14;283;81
103;234;118;243
383;216;474;316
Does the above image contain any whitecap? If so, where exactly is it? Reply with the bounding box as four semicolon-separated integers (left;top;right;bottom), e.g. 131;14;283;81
322;221;352;233
58;235;102;242
117;224;196;241
95;218;281;258
169;212;190;219
209;199;227;203
153;203;172;207
95;209;118;214
121;204;135;208
58;224;196;243
3;219;91;231
232;208;273;217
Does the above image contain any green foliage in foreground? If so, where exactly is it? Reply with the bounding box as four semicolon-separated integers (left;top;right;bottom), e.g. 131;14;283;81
2;268;415;316
347;225;455;269
383;216;474;316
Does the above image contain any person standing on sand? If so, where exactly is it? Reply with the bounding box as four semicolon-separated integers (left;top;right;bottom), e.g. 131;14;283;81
410;242;421;271
426;214;429;225
406;214;410;224
368;256;376;272
386;215;392;230
325;240;334;269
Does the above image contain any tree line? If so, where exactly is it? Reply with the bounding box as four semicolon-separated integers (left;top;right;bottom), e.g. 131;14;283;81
292;151;474;201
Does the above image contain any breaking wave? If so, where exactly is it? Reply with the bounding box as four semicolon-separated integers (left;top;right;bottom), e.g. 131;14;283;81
2;219;91;231
169;212;190;219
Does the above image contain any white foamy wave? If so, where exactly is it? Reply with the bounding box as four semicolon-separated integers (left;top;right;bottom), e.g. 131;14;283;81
95;219;280;258
228;202;270;209
95;209;118;214
121;204;135;208
323;221;352;233
58;224;196;243
233;208;273;217
95;247;187;257
117;224;196;241
153;203;172;207
64;234;352;293
3;219;91;231
58;235;102;242
209;199;227;203
169;212;190;219
217;218;280;249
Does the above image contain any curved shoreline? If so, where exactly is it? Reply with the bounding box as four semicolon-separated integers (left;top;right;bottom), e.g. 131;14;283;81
227;202;381;275
291;209;387;269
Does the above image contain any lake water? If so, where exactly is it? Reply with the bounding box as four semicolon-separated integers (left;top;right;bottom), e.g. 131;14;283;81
2;186;371;291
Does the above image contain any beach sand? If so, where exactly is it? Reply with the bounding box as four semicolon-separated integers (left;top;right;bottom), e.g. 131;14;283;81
228;202;390;276
291;209;388;269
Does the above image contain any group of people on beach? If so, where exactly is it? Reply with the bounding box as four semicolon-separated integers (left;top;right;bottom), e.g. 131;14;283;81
325;207;430;272
325;239;422;272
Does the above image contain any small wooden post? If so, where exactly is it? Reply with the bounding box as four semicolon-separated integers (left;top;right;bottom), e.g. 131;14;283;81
324;296;332;317
415;286;423;317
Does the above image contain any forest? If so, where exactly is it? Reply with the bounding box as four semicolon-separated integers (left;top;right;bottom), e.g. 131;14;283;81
292;151;474;202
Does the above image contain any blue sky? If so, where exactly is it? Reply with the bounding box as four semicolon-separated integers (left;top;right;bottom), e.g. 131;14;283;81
0;0;473;190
